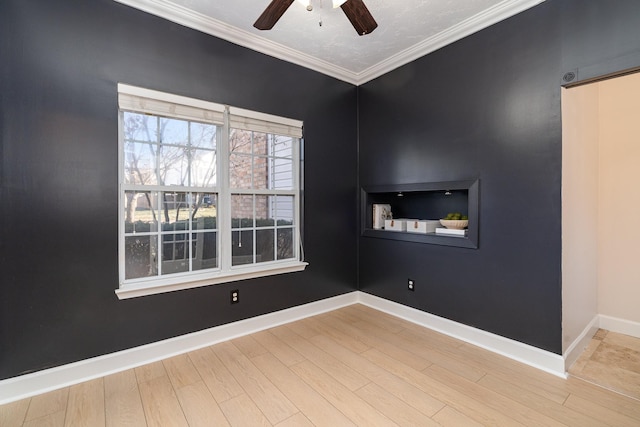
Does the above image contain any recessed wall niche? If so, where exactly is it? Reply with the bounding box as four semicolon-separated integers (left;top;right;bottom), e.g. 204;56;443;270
361;179;479;248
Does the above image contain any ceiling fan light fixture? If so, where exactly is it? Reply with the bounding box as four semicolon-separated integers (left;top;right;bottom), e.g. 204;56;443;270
254;0;377;35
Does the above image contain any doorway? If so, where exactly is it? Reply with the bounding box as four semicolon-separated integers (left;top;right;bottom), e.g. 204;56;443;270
562;71;640;398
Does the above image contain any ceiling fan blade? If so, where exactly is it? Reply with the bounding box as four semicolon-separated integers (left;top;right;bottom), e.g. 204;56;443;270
254;0;295;30
340;0;378;36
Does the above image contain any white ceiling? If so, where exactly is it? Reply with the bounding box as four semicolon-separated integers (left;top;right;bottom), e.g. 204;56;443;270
114;0;545;85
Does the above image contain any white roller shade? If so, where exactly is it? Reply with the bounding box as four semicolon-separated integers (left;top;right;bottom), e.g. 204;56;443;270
118;84;303;137
229;106;303;138
118;83;225;124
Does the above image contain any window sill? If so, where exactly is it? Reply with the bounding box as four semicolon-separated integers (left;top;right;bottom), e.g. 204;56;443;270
115;261;309;300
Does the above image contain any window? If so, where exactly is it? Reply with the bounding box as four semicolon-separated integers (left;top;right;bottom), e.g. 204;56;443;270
117;84;306;299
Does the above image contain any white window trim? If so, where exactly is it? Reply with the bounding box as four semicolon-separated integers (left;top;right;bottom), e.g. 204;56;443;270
116;84;307;299
115;262;308;299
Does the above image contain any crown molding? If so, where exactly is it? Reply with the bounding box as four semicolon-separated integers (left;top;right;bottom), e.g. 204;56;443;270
113;0;545;86
112;0;359;84
355;0;546;84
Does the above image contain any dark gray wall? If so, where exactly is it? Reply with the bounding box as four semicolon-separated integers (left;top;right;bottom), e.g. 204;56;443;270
0;0;357;380
357;0;640;354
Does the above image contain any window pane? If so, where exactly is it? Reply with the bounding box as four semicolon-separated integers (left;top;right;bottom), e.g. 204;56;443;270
190;122;217;149
229;154;252;189
229;129;252;154
277;228;294;260
123;112;158;142
161;232;189;275
232;230;253;266
275;195;295;225
255;195;275;226
252;132;268;156
160;192;190;228
231;194;253;228
192;193;217;230
256;229;275;263
270;158;293;190
158;145;188;186
124;191;158;233
192;231;217;270
160;117;188;145
125;235;158;279
270;135;293;159
124;142;158;185
192;149;217;187
162;234;184;259
253;156;268;190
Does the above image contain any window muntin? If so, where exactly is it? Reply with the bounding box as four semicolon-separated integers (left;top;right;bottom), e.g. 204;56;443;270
118;84;304;296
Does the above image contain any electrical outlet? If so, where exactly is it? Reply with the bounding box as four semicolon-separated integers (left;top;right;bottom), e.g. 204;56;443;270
230;289;239;304
408;279;415;291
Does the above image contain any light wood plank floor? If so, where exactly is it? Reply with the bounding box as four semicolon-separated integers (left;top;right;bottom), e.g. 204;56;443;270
569;328;640;401
2;304;639;426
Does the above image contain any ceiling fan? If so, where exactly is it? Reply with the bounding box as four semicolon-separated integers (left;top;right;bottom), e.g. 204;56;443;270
254;0;378;36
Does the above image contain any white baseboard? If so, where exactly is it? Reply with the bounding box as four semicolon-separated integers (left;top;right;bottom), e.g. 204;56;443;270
562;315;599;371
599;314;640;339
0;292;359;405
1;290;570;405
357;292;567;378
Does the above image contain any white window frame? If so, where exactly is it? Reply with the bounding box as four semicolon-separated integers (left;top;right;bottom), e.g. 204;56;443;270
116;84;307;299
